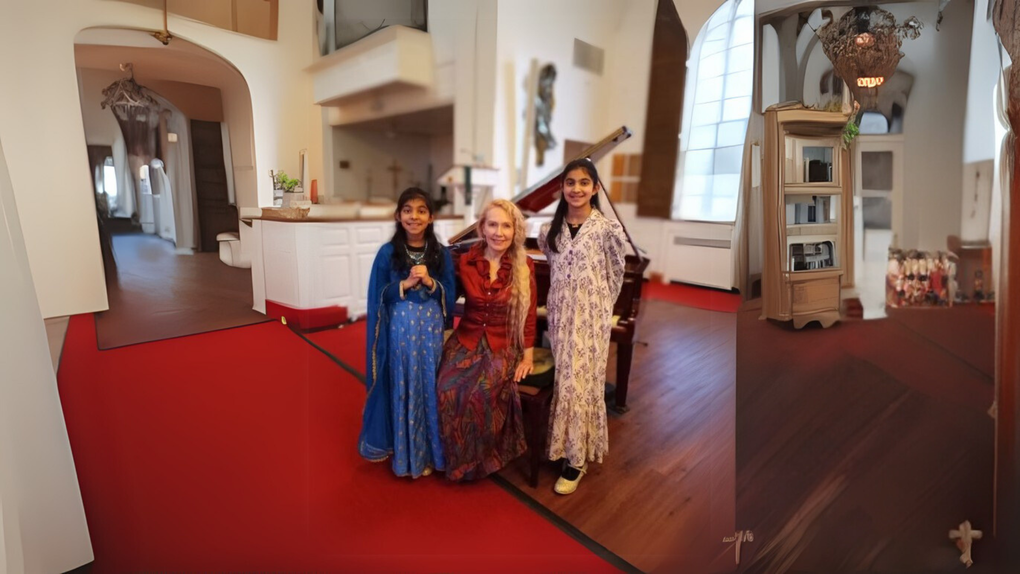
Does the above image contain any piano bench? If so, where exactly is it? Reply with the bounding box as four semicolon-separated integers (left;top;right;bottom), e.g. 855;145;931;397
518;348;555;488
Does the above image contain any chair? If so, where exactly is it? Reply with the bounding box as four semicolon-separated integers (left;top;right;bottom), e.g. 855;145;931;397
517;347;555;488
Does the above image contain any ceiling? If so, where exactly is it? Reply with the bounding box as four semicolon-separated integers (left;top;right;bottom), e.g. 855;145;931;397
74;33;245;91
340;104;454;137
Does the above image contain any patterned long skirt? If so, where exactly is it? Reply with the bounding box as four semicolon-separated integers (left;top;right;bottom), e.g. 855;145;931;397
436;334;526;481
386;297;445;478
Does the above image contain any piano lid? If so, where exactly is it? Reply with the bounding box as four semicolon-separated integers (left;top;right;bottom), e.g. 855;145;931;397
448;126;637;250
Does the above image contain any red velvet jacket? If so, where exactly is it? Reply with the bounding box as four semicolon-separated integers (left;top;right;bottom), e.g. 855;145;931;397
454;243;537;352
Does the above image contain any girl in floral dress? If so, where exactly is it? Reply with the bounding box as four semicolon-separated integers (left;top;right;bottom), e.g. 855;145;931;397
539;158;628;495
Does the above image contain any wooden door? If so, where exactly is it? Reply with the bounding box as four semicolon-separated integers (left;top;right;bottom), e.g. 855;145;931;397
190;119;237;252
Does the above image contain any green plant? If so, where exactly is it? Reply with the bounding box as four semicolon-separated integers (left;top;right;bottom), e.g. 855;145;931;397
842;101;862;150
275;171;301;192
842;121;859;149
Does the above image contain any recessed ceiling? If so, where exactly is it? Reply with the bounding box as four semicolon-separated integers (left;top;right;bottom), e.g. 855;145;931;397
340;104;454;137
74;35;245;91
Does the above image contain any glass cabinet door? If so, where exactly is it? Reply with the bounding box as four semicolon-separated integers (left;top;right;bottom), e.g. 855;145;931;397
784;136;841;186
785;194;840;272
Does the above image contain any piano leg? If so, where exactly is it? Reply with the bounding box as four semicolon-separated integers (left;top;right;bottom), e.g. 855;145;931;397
613;341;634;413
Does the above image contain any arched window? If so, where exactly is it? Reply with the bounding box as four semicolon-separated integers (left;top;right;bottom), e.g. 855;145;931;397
674;0;754;222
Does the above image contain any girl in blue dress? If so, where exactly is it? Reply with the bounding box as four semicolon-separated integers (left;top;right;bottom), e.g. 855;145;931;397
358;187;455;478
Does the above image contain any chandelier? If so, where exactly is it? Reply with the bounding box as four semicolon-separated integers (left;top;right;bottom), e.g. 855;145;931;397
817;7;923;108
100;63;162;123
101;63;165;159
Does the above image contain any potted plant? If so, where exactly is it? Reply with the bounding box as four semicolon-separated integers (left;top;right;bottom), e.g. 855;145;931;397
274;171;301;193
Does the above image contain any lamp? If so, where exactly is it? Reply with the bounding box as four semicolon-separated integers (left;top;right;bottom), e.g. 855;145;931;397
817;7;922;109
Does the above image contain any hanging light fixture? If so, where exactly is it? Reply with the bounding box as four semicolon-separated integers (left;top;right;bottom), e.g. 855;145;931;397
100;63;161;122
152;0;173;45
100;63;164;159
817;7;922;109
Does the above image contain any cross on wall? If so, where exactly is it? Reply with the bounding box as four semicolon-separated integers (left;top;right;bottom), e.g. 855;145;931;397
387;159;402;195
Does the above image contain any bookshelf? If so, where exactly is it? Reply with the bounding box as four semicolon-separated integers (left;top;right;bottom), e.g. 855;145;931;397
762;104;854;328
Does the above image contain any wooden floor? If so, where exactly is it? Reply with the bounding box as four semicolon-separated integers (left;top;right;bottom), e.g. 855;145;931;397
94;232;267;349
736;301;996;573
497;299;737;573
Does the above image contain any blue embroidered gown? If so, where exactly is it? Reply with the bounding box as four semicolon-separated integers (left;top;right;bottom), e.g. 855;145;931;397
358;242;456;477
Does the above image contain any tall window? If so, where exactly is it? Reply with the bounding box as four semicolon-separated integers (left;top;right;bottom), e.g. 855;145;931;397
102;157;119;211
674;0;754;222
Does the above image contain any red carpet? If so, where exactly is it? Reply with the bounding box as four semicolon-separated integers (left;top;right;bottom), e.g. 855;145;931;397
644;281;741;313
57;314;618;573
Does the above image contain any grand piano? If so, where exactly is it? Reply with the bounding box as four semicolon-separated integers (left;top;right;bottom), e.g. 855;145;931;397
448;126;649;413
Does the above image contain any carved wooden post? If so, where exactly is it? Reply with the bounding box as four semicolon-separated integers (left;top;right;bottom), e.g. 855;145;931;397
993;0;1020;562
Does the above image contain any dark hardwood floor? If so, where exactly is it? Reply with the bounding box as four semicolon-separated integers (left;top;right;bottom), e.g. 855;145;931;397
497;299;737;573
736;300;996;573
94;232;267;349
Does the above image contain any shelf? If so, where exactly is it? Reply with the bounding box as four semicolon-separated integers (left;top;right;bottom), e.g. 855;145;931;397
787;223;838;236
783;183;842;195
785;268;842;278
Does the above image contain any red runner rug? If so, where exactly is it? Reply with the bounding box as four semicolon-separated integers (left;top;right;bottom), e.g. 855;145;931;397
644;281;742;313
57;314;618;572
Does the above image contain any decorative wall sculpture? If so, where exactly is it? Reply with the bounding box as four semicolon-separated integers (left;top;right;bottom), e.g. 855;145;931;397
534;63;557;167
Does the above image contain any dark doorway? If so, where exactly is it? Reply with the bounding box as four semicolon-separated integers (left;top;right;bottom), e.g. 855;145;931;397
190;119;238;251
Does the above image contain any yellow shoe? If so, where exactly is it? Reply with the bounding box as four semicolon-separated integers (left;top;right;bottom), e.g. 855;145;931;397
421;466;433;477
553;462;588;495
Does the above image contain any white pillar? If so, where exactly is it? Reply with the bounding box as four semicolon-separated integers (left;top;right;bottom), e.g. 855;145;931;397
0;136;93;573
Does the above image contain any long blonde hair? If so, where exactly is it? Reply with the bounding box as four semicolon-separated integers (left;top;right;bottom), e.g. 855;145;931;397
479;199;531;351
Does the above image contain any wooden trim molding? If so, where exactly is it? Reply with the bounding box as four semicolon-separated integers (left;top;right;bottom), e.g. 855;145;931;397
993;0;1020;562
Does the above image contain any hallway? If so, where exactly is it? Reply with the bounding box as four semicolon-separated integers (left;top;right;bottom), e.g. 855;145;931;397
94;232;266;349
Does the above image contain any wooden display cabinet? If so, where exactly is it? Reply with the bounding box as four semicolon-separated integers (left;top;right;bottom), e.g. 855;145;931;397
762;104;853;328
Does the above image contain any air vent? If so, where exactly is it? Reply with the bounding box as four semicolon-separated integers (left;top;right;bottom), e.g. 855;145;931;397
573;38;604;75
673;236;731;249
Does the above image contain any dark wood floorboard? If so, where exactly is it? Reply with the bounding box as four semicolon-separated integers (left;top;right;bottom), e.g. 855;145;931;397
498;299;737;573
94;232;267;349
736;301;995;573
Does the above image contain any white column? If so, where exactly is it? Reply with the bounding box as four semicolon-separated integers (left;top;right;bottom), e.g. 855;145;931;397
0;138;93;573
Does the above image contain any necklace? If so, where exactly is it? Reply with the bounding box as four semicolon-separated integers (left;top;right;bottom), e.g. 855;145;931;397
405;242;427;266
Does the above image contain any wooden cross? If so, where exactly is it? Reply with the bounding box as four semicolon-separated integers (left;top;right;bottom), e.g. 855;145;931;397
387;159;402;195
949;520;982;567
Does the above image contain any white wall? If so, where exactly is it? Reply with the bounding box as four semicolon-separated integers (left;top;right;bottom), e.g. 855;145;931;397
455;0;499;174
76;67;137;218
961;0;1003;242
492;0;630;198
0;0;323;318
331;128;444;202
430;132;455;192
891;0;973;251
0;137;93;574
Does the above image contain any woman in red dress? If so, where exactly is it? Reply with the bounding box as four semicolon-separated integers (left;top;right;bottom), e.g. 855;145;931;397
436;199;537;481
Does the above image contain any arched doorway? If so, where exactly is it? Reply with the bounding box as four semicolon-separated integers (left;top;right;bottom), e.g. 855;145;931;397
73;28;266;348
